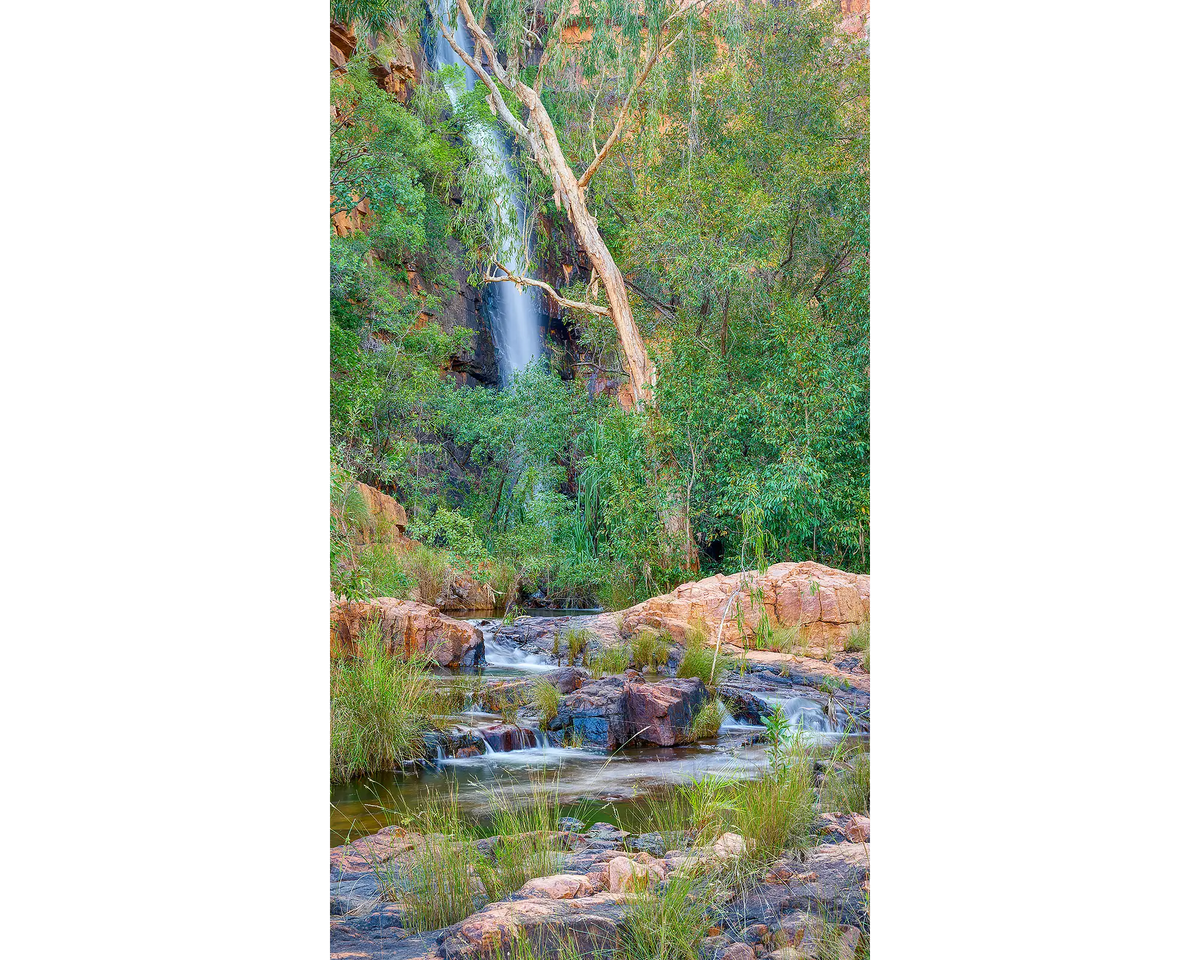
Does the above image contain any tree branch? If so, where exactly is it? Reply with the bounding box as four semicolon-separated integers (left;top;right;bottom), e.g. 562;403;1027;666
484;262;611;318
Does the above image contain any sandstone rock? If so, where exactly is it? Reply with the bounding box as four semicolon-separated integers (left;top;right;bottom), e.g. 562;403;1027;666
606;855;666;893
846;815;870;843
437;571;497;611
627;678;707;746
330;597;484;668
713;833;748;859
439;894;623;960
620;561;869;653
517;874;596;899
720;944;757;960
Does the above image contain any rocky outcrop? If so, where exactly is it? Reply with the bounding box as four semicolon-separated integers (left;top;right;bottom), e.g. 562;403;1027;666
330;597;483;668
341;480;408;545
553;676;708;750
621;561;870;653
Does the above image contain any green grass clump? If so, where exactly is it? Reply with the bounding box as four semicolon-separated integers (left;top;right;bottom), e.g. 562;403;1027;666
622;876;710;960
846;620;870;673
589;644;632;678
631;629;671;671
688;698;725;740
565;627;591;664
484;560;517;607
675;624;731;685
730;738;817;861
530;678;561;729
820;751;870;816
369;790;480;932
330;620;433;781
356;543;414;599
477;781;565;901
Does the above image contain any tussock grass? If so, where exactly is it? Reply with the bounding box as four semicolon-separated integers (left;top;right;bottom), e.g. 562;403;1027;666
820;751;870;817
530;678;561;729
846;620;870;673
485;560;517;606
477;780;565;901
688;698;725;740
357;542;414;599
368;789;480;932
402;542;451;605
330;620;433;781
632;629;671;671
675;624;731;685
589;644;632;678
564;627;590;664
622;876;710;960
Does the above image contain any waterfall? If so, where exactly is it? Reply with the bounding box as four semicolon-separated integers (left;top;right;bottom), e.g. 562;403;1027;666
430;3;541;384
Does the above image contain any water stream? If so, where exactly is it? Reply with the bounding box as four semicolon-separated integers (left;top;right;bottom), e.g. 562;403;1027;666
331;616;863;846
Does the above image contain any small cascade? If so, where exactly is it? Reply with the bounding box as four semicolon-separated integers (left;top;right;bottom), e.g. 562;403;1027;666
482;638;558;674
717;702;766;733
780;695;840;734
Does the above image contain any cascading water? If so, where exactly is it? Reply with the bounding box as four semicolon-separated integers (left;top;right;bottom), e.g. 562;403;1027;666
430;3;541;384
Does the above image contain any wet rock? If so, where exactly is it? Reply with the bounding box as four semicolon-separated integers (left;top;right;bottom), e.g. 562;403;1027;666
455;745;482;758
556;676;708;750
718;689;774;724
479;724;536;752
627;678;707;746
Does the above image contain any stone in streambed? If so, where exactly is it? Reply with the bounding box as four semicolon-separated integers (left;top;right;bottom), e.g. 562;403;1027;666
555;676;708;750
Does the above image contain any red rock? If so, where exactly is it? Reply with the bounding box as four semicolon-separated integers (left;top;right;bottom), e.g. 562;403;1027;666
621;561;869;652
329;597;483;668
721;945;757;960
846;815;870;843
713;833;747;859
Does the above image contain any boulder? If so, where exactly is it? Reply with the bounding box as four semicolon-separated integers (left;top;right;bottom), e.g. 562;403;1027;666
437;571;497;611
627;678;707;746
713;833;748;860
620;561;869;653
606;855;666;893
330;597;484;668
517;874;596;900
845;815;870;844
720;945;757;960
439;894;623;960
555;677;709;750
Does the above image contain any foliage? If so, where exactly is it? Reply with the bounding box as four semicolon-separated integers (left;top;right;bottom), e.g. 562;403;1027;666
675;625;730;685
330;619;433;781
476;780;566;901
589;644;632;679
